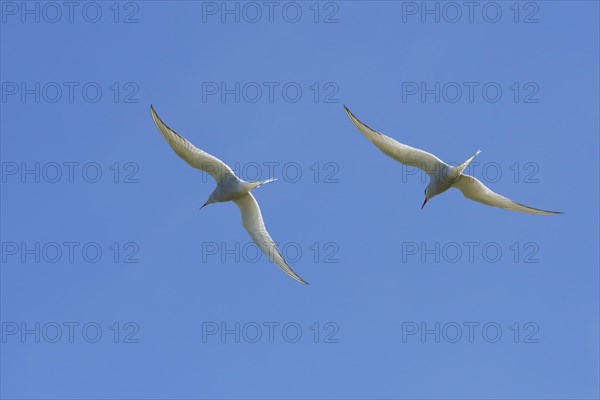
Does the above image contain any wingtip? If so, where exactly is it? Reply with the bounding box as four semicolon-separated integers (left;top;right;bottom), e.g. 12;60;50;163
343;105;361;123
150;106;167;127
513;201;564;215
291;272;309;285
537;210;563;215
541;211;563;215
290;268;309;285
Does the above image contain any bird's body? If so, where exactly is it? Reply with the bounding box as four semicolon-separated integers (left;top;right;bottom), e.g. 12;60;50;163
150;105;308;284
344;106;561;215
424;165;457;195
211;178;247;203
207;178;271;204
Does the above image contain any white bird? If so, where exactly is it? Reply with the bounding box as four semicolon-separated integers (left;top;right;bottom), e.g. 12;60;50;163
150;106;308;284
344;106;562;215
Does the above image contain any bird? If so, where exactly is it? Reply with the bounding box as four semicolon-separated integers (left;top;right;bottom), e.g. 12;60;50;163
150;105;308;284
344;106;562;215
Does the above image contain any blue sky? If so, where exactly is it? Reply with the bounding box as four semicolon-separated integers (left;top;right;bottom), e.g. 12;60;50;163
1;1;598;399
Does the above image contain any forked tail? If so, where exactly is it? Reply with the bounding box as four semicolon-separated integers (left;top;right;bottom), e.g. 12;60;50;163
456;150;481;176
252;177;277;189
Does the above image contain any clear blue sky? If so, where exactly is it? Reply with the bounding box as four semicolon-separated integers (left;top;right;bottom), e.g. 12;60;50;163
1;1;598;399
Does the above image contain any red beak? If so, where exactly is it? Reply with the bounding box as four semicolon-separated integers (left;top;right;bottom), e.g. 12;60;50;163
421;198;428;209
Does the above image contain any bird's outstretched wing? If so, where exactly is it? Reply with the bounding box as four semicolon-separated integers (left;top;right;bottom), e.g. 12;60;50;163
233;193;308;284
453;175;562;215
150;105;237;183
344;106;449;176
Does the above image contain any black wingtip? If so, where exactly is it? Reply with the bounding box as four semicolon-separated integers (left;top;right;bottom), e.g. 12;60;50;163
150;105;159;118
343;106;380;135
150;106;166;126
514;201;564;215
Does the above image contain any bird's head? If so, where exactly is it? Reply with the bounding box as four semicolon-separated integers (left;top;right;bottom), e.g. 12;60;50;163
421;187;433;209
200;195;216;210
